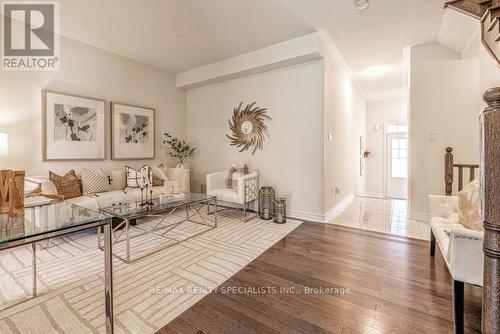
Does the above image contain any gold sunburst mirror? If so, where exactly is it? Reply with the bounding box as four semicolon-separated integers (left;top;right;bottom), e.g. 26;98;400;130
226;101;271;155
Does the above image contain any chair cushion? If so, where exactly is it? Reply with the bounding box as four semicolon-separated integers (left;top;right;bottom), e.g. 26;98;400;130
458;179;482;231
208;188;239;203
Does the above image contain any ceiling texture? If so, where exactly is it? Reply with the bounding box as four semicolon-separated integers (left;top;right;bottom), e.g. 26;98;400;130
56;0;472;100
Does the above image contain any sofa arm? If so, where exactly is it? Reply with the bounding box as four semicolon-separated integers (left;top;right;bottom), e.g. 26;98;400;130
206;171;227;193
236;171;258;203
428;194;458;219
449;227;484;286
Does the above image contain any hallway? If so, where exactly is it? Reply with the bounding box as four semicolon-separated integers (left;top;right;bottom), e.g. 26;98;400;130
331;197;430;240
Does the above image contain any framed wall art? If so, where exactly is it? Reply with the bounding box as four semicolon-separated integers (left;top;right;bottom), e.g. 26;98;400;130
111;102;155;160
43;90;106;161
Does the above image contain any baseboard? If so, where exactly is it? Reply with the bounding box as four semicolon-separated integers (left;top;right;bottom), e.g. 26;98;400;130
323;192;355;223
213;201;324;223
409;211;430;221
287;209;324;223
357;192;385;199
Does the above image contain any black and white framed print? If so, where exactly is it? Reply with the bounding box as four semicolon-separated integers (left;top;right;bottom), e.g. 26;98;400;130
43;90;106;161
111;102;155;160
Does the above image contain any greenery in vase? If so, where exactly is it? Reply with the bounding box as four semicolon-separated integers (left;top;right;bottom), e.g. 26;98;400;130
162;133;196;166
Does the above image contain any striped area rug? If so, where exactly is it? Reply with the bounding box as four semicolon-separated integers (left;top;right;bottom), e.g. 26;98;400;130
0;210;301;333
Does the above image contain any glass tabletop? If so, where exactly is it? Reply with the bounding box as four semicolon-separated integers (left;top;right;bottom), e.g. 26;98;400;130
100;193;216;220
0;201;111;248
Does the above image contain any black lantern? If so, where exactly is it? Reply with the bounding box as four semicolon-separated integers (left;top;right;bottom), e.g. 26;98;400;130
258;186;275;220
273;197;287;224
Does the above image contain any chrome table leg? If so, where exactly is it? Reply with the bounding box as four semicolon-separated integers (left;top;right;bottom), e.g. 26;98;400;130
126;219;130;263
32;242;37;297
215;199;218;227
103;223;114;334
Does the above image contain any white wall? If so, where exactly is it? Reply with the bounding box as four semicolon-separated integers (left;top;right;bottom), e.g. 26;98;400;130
363;98;407;198
0;36;186;175
186;61;325;219
409;43;479;219
321;36;367;216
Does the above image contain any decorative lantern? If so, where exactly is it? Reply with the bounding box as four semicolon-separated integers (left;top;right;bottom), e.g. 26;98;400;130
258;186;275;220
273;197;287;224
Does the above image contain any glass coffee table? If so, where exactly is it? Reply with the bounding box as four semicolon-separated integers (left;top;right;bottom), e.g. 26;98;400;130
0;201;114;333
98;193;217;263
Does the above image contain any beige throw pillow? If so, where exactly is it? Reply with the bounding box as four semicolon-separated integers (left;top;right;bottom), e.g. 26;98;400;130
109;169;126;190
81;169;110;195
458;179;483;231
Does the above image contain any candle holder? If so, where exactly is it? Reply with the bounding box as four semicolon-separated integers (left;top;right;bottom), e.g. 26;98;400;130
139;186;146;207
273;197;287;224
258;186;275;220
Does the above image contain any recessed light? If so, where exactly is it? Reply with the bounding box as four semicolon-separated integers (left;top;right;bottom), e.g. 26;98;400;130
362;66;392;76
354;0;369;10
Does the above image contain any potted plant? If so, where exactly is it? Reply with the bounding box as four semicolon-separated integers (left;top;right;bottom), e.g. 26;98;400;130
162;133;196;168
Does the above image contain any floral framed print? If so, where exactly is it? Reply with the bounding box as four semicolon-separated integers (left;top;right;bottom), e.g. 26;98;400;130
43;90;106;161
111;102;155;160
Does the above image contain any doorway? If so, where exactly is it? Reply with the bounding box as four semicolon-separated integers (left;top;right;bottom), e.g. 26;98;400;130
385;124;408;199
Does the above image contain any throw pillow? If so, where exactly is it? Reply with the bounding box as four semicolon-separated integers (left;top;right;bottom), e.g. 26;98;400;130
81;169;110;195
126;166;152;188
152;175;164;186
153;166;168;182
49;170;82;199
109;169;126;190
458;179;483;231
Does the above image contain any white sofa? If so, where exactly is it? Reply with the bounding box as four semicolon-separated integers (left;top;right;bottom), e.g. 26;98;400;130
26;168;190;212
428;194;484;334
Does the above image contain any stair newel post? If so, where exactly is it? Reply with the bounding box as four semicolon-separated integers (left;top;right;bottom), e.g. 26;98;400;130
445;147;454;196
481;87;500;334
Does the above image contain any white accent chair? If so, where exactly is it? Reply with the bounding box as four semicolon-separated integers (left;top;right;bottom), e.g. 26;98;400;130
428;194;484;334
206;170;258;222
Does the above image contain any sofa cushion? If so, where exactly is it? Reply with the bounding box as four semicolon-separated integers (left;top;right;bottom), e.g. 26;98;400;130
458;179;482;231
49;170;82;199
66;190;136;211
26;176;58;195
81;169;110;195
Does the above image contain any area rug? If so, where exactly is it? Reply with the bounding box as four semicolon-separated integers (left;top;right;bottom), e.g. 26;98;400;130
0;210;301;333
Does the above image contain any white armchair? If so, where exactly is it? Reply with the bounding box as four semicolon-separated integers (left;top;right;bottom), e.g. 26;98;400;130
428;194;484;333
206;170;258;221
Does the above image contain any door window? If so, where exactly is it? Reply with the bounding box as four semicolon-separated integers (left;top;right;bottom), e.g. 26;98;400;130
391;138;408;178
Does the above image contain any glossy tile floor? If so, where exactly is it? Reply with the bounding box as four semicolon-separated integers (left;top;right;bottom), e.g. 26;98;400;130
330;197;431;240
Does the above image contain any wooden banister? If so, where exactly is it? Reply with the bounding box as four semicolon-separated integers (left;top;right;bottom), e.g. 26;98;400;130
481;87;500;334
444;147;480;195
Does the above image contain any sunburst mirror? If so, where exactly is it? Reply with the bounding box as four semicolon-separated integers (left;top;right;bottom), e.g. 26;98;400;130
226;101;271;155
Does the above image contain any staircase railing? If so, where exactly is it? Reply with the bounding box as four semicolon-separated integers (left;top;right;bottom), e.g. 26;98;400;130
443;147;479;195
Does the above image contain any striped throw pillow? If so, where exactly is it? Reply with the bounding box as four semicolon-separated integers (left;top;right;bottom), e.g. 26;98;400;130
126;166;152;188
81;169;110;195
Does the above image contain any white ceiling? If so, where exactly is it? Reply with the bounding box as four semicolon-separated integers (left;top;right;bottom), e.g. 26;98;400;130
56;0;458;100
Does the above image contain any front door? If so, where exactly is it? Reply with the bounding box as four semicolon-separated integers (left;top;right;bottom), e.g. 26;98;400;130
386;133;408;199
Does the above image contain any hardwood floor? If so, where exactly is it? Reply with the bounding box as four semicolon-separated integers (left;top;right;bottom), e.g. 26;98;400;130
157;222;482;334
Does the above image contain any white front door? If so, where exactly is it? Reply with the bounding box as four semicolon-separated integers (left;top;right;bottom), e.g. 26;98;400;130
386;133;408;199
